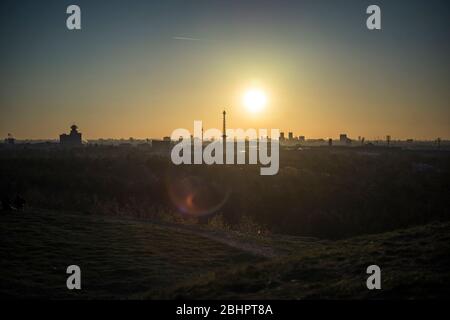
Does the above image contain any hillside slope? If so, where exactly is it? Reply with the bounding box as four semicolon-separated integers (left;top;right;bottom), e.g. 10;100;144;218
161;222;450;299
1;209;449;299
0;209;263;299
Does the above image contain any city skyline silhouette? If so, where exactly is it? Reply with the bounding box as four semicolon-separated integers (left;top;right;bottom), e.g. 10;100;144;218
1;0;449;140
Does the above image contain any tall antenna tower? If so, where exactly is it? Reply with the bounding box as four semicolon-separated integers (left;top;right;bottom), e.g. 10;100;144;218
222;110;227;141
222;110;227;160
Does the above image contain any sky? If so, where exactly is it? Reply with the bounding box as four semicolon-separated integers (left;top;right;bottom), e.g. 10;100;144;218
1;0;449;140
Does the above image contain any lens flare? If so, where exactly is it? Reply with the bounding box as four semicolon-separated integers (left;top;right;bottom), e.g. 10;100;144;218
166;174;230;217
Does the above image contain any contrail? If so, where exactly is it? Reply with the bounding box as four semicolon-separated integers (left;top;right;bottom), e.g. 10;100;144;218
172;36;203;41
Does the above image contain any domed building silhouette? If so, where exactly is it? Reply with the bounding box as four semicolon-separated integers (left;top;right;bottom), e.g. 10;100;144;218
60;124;82;146
5;133;15;145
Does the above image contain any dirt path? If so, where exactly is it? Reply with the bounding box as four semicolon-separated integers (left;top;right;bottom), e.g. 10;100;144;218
23;208;282;259
148;221;282;259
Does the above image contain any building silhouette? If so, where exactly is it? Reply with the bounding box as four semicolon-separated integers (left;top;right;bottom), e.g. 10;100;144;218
340;134;351;145
288;132;294;140
5;133;15;145
386;135;391;146
60;125;82;146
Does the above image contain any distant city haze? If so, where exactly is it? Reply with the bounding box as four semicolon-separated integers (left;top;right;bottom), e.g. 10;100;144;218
1;0;449;140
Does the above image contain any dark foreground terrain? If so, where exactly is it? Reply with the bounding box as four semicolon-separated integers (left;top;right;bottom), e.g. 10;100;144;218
1;147;449;299
1;146;449;240
1;209;449;299
0;209;263;299
163;222;450;299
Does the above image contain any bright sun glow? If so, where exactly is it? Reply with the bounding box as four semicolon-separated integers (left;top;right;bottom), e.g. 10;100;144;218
243;89;267;113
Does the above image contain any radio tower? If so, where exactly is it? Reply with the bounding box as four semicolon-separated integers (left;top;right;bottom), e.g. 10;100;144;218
222;110;227;159
222;110;227;142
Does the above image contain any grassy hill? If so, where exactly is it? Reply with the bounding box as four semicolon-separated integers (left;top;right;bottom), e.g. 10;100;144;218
161;223;450;299
1;209;449;299
0;209;263;299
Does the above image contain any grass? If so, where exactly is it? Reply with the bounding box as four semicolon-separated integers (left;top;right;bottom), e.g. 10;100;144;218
161;223;450;299
0;209;263;299
1;208;449;299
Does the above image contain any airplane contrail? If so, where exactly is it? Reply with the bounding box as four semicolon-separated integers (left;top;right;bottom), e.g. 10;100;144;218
172;36;203;41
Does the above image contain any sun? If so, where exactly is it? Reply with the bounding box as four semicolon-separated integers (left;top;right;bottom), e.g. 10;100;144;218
243;89;267;113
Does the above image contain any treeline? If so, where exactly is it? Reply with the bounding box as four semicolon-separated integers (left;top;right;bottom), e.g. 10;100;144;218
1;146;449;239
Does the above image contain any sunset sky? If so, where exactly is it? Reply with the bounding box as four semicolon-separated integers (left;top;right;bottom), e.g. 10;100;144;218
1;0;449;140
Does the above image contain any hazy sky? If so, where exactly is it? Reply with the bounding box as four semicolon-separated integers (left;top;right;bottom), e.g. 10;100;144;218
1;0;449;140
